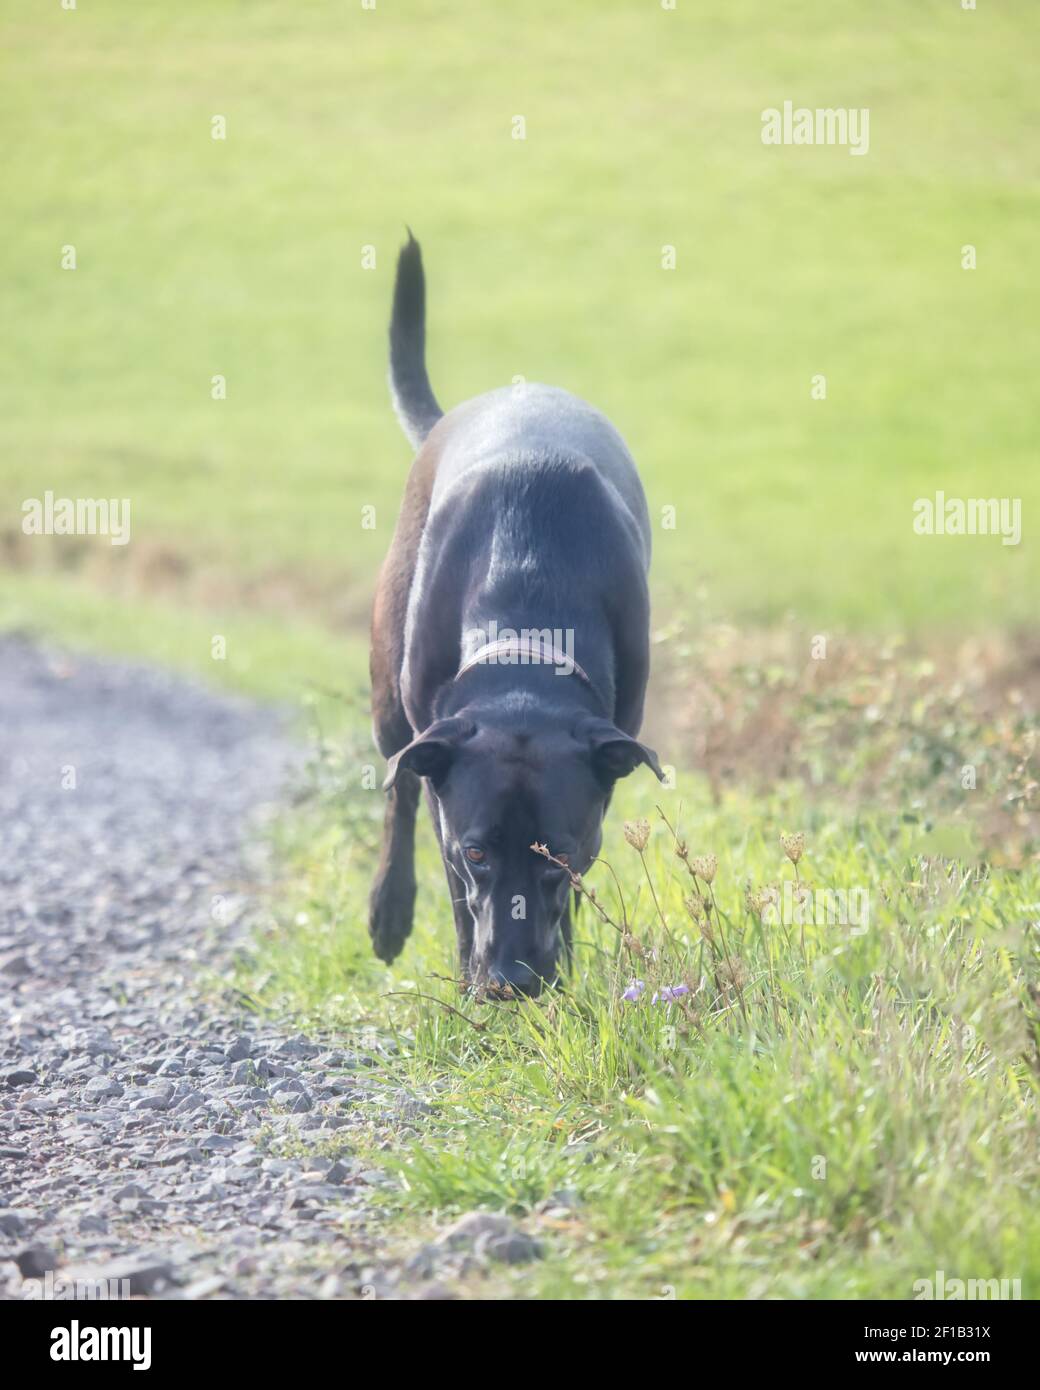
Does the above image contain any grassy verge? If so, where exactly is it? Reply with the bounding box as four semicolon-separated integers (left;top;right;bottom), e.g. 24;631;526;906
236;691;1040;1299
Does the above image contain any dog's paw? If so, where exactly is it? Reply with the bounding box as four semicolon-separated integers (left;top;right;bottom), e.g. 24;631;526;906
368;870;416;963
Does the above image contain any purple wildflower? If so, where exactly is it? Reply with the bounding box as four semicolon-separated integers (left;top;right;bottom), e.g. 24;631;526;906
652;984;690;1004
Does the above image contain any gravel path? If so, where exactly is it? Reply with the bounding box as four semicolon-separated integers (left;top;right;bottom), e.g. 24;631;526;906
0;636;413;1300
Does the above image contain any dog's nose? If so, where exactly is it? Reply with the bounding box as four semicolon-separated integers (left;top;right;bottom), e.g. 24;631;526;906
488;962;539;996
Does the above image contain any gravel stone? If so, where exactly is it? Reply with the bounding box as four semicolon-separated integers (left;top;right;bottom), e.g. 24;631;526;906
63;1255;178;1297
0;1210;29;1238
15;1245;60;1278
479;1232;544;1264
84;1077;124;1100
440;1212;517;1250
2;1068;38;1088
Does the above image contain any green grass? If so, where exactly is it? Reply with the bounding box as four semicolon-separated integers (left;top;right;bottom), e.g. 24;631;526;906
239;751;1040;1298
2;0;1038;650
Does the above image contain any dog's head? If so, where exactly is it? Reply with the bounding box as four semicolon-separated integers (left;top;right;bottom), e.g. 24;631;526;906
384;706;663;996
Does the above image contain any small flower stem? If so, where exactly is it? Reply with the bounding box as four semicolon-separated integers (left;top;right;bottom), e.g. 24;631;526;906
707;883;749;1027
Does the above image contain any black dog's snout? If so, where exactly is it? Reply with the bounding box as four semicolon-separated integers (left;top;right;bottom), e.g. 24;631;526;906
488;961;539;996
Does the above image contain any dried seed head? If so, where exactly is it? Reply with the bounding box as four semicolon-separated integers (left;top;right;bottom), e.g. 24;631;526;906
623;819;652;852
684;893;706;923
745;883;779;921
691;853;717;884
780;831;805;864
720;955;749;990
622;932;645;957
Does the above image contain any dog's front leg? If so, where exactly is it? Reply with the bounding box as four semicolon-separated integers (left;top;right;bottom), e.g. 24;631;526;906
422;783;475;980
368;768;421;962
444;854;475;981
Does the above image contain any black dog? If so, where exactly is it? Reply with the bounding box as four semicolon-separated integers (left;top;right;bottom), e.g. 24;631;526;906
369;234;663;996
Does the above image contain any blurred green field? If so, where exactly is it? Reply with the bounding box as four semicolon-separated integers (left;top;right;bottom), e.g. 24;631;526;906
2;0;1037;664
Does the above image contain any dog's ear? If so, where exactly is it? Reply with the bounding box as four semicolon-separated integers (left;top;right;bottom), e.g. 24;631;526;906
579;719;665;785
383;718;474;791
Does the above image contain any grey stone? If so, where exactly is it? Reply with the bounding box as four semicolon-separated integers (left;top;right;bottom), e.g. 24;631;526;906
439;1212;516;1250
130;1087;174;1111
83;1077;123;1100
180;1273;227;1300
414;1281;458;1300
0;1209;29;1238
479;1231;544;1264
198;1134;239;1153
2;1068;38;1088
404;1244;440;1279
161;1145;205;1164
65;1254;178;1297
0;952;32;979
113;1182;151;1202
325;1160;354;1185
15;1245;59;1278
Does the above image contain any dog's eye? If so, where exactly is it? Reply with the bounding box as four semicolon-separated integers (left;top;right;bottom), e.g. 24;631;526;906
465;845;486;864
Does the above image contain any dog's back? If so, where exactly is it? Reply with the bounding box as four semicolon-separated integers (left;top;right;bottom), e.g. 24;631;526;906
422;384;652;572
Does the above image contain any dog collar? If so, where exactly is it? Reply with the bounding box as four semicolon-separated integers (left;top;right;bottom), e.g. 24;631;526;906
454;636;592;687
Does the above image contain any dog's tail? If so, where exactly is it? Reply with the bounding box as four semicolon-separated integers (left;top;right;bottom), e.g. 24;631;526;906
388;231;443;449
